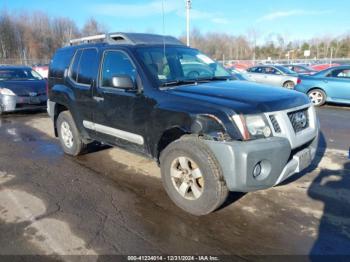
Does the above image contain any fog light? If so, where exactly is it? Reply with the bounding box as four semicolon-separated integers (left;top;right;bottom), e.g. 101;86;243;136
263;126;271;137
253;162;262;178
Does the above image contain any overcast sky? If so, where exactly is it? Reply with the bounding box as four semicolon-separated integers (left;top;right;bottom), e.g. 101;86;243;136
2;0;350;41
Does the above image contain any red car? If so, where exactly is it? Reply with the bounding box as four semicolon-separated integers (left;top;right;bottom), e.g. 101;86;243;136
310;63;340;71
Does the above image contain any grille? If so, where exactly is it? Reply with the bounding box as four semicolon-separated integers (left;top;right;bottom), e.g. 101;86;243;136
269;115;281;133
288;109;309;133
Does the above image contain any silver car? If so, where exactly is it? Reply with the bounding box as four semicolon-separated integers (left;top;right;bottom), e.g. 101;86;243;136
246;65;300;88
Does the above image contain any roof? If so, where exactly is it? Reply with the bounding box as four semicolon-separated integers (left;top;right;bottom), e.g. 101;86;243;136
69;32;185;47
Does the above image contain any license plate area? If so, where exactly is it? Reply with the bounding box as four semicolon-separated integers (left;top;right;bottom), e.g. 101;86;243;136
29;97;41;104
293;148;311;172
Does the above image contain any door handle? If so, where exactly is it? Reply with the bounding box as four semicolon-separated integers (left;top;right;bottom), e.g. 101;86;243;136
93;96;104;102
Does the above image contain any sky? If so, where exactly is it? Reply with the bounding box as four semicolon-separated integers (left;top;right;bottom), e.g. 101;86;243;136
2;0;350;42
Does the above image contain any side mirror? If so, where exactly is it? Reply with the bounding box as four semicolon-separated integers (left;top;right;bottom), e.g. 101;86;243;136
111;75;135;89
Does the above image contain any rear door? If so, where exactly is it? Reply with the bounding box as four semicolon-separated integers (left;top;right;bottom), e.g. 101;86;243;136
67;48;99;137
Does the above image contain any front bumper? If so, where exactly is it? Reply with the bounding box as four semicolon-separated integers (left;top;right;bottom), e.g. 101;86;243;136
204;134;318;192
0;94;47;113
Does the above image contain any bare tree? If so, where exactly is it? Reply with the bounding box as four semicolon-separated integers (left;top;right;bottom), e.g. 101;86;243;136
82;17;106;36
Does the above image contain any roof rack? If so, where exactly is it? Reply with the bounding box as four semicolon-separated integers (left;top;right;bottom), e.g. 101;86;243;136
68;32;185;46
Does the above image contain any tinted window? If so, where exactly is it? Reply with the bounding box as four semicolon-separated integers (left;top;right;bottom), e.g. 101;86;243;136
262;67;274;74
69;50;82;82
101;51;136;87
77;49;99;85
248;67;261;73
328;68;350;78
49;49;75;78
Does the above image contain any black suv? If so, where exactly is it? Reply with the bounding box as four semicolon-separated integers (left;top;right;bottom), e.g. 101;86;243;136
48;33;319;215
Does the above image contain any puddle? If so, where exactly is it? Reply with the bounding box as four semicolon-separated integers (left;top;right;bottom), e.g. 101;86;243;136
6;128;37;142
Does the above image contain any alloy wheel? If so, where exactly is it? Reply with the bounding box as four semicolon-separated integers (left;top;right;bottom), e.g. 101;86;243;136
170;156;204;200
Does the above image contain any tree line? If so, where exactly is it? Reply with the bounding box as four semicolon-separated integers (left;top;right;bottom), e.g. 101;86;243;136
179;28;350;61
0;10;349;65
0;10;105;64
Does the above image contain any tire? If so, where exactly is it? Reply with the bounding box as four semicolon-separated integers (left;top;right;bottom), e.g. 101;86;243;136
187;71;200;78
160;136;228;216
307;89;326;106
283;81;295;89
56;111;86;156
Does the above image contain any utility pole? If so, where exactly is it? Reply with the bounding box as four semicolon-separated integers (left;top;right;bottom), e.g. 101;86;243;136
186;0;191;46
330;47;333;66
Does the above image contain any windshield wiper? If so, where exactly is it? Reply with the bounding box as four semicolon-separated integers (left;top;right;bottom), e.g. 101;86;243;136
160;76;233;88
160;79;198;87
196;76;233;81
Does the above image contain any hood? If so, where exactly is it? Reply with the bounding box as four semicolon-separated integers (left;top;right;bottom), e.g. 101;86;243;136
165;80;309;114
0;80;47;96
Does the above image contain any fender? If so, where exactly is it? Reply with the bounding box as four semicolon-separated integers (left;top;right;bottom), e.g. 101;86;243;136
50;84;90;139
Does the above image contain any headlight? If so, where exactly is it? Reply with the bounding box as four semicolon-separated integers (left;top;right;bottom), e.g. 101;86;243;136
232;114;272;140
0;88;16;96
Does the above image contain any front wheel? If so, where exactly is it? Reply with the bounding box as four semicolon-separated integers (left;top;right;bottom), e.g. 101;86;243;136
160;136;228;216
56;111;86;156
307;89;326;106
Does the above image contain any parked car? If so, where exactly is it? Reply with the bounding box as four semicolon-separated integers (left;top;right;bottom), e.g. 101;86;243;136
295;65;350;106
0;65;47;114
310;63;340;71
246;65;300;88
48;32;319;216
283;64;317;76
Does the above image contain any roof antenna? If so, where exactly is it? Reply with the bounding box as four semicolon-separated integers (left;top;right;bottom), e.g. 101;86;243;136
162;0;166;62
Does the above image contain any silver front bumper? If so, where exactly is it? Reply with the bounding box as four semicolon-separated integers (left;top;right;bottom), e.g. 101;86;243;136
0;94;47;112
204;135;318;192
204;104;319;192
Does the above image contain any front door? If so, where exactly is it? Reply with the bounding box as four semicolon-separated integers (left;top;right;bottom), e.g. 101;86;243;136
90;49;148;152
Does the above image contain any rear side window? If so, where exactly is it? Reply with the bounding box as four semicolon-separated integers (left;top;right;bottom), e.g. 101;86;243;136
69;50;82;82
49;49;75;78
249;67;263;73
327;68;350;78
77;49;99;85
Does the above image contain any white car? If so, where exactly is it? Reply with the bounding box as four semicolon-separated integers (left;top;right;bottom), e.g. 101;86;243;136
246;65;300;89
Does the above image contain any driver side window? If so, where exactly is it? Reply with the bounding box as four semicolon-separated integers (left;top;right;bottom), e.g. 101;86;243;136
100;51;136;88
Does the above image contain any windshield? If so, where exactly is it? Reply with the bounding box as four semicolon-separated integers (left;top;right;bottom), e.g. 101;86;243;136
0;68;43;81
275;66;296;75
296;65;314;72
136;47;231;86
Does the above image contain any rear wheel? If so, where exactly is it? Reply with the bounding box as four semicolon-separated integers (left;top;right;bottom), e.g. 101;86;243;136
307;89;326;106
57;111;86;156
160;136;228;216
283;81;295;89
